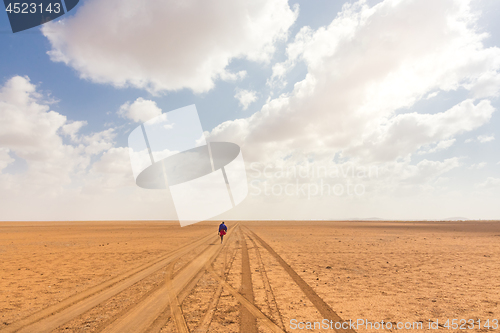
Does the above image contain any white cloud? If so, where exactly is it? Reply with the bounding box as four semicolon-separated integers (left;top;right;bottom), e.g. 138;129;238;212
469;70;500;98
209;0;499;166
356;157;466;201
389;158;461;185
464;134;495;143
82;129;116;155
235;89;258;110
0;76;67;161
3;1;500;221
0;76;115;197
475;177;500;188
118;98;162;123
220;71;247;82
0;75;182;221
469;162;487;169
61;120;87;141
426;91;439;99
0;148;14;172
85;147;136;192
418;139;456;155
346;99;494;161
477;134;495;143
42;0;298;93
204;0;500;220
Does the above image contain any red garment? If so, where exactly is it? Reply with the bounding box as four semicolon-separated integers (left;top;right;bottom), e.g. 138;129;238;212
219;229;226;236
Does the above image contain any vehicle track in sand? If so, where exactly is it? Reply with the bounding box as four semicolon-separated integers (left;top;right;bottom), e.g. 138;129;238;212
238;229;257;333
98;225;238;333
246;232;285;330
244;227;356;333
3;223;355;333
2;231;217;333
193;234;239;333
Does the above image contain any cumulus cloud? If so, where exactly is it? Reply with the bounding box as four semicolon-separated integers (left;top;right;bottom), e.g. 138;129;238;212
346;99;494;161
81;129;116;155
0;148;14;172
85;147;136;192
475;177;500;188
4;0;500;220
210;0;499;166
0;76;115;196
202;0;500;215
0;76;67;161
477;134;495;143
0;75;183;221
235;89;258;110
61;120;87;141
465;134;495;143
118;98;162;123
418;139;456;155
42;0;298;93
469;70;500;98
469;162;487;169
397;158;461;186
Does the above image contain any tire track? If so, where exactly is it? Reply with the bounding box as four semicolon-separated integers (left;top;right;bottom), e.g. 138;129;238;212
195;230;239;333
89;265;173;333
246;232;285;330
5;223;355;333
3;231;216;333
239;231;258;333
206;266;285;333
245;227;357;333
165;264;189;333
96;243;212;333
144;239;237;333
192;226;285;333
100;225;237;333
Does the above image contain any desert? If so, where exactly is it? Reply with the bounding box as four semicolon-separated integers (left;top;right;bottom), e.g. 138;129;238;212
0;220;499;333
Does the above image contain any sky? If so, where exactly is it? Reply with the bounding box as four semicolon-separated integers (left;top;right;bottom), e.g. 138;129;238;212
0;0;499;221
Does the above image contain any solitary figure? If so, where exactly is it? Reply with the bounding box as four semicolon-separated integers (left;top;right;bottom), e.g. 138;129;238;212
218;221;227;243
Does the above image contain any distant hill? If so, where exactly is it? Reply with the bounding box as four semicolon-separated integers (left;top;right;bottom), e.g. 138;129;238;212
443;217;470;221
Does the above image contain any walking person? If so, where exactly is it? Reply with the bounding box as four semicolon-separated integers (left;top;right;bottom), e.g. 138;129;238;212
218;221;227;244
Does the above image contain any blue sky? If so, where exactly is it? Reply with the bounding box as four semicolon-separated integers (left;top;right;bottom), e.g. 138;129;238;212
0;0;499;221
0;0;352;135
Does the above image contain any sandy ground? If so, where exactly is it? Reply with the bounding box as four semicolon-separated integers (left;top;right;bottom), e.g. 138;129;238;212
248;221;500;332
0;220;499;333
